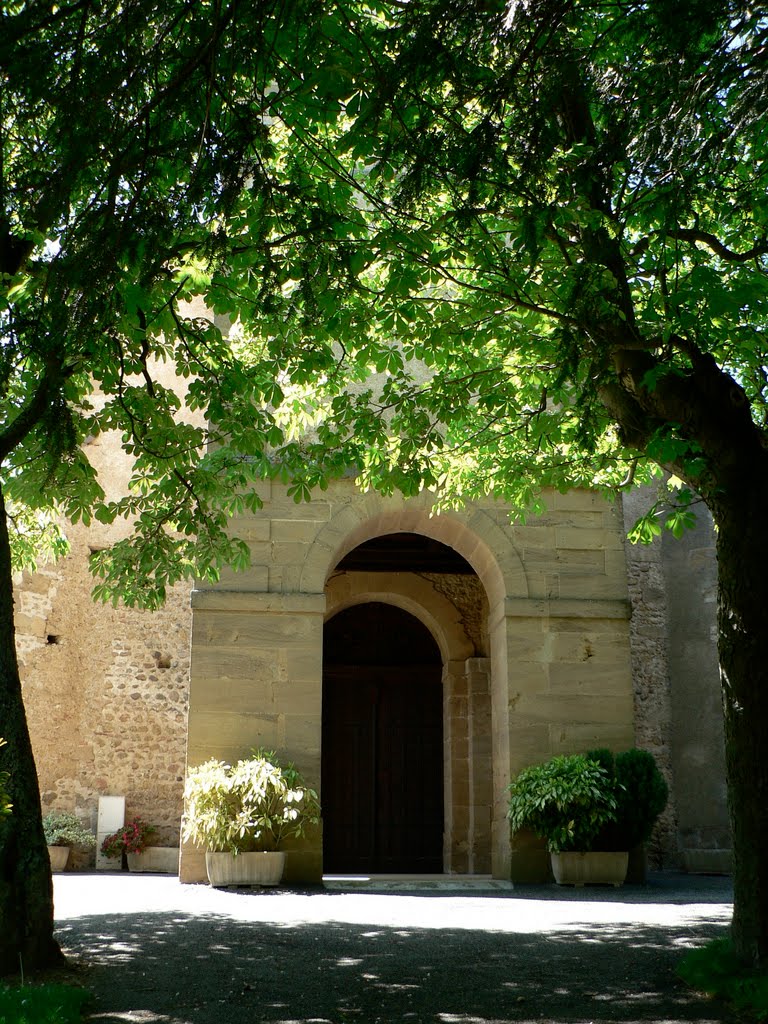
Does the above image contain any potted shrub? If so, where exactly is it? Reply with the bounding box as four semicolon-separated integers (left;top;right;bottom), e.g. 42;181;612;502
101;816;160;871
507;753;626;885
42;811;96;872
183;749;320;887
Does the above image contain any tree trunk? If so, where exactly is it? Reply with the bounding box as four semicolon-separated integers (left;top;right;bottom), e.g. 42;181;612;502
0;484;63;975
714;472;768;967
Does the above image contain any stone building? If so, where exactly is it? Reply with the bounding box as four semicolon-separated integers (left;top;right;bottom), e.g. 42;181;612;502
19;467;731;881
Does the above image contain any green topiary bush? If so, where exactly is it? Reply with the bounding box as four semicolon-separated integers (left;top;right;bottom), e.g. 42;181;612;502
509;748;669;854
586;747;668;850
614;748;669;847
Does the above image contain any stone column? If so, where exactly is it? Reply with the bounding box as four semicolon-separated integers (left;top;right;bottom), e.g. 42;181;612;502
467;657;492;872
443;660;470;872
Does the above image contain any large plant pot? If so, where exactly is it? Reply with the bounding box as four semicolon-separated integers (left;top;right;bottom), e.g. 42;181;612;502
551;851;628;887
47;845;70;872
205;851;286;888
127;848;179;874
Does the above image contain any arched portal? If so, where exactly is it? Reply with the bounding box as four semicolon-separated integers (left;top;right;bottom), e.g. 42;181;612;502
322;602;444;873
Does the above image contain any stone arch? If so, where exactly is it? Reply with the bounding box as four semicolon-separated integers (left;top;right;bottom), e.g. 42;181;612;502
321;518;502;875
325;571;475;663
301;494;528;609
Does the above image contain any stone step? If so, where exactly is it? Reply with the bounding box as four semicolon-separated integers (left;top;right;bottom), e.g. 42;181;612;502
322;874;514;891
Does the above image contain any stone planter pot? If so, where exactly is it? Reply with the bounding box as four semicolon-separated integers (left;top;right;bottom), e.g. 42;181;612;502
47;845;70;872
551;851;628;887
126;847;179;874
205;851;286;888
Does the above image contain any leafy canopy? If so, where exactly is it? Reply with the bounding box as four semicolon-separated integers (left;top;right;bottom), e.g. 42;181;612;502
233;0;766;530
2;0;766;604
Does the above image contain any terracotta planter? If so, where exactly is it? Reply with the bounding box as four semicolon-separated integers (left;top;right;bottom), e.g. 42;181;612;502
205;851;286;888
126;847;179;874
47;845;70;872
551;851;628;887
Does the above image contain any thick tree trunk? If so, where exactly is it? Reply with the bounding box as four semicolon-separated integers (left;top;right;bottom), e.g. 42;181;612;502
0;485;63;975
713;472;768;967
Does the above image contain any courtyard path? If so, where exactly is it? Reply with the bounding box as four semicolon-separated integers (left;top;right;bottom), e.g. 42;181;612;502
54;872;737;1024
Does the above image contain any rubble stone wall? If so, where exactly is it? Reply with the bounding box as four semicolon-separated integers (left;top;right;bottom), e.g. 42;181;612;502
622;490;730;872
18;528;191;855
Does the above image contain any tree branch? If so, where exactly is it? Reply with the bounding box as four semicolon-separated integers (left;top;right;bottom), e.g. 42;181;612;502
673;229;768;263
631;229;768;263
0;357;75;461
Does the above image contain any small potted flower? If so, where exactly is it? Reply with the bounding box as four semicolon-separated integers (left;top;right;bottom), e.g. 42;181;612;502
101;817;157;871
43;811;97;872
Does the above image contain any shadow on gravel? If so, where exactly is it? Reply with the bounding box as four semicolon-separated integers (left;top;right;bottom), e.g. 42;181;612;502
339;876;734;906
57;903;737;1024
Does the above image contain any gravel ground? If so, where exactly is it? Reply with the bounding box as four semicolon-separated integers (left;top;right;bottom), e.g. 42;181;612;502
53;871;738;1024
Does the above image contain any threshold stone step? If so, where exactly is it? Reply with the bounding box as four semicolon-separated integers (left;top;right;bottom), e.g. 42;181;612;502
323;874;514;891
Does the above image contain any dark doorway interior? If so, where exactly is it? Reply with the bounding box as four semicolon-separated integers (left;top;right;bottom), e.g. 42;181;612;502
322;602;443;873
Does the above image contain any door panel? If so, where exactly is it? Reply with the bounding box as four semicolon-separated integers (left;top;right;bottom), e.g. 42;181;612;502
376;671;443;872
323;664;443;873
322;673;378;872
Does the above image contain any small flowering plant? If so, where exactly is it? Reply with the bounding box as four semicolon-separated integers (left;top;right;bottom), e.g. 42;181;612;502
101;816;157;858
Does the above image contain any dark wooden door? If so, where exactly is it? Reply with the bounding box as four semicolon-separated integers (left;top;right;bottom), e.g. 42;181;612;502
322;605;443;873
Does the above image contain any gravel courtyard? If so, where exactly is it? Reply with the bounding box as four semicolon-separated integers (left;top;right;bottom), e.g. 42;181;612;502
54;871;738;1024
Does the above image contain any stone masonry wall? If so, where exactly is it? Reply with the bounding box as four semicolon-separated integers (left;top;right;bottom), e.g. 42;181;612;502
17;526;191;857
661;507;730;871
621;489;679;867
622;488;730;872
422;573;489;655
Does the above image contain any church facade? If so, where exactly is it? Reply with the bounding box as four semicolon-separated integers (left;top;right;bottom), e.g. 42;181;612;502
19;467;731;881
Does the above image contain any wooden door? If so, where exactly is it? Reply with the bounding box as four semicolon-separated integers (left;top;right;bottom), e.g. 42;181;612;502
322;605;443;873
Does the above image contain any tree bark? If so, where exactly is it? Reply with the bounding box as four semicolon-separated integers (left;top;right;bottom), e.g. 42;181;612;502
602;316;768;964
712;470;768;967
0;484;63;975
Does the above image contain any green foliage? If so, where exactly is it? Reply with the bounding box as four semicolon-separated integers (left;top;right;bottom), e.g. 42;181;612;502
41;812;96;849
0;0;354;599
586;748;668;850
509;748;667;853
4;0;765;599
678;939;768;1021
614;749;669;847
183;749;320;855
0;984;89;1024
0;740;9;819
177;0;767;531
507;754;618;853
627;483;699;545
583;747;615;777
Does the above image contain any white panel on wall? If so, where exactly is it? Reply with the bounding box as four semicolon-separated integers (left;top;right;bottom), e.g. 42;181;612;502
95;795;125;870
